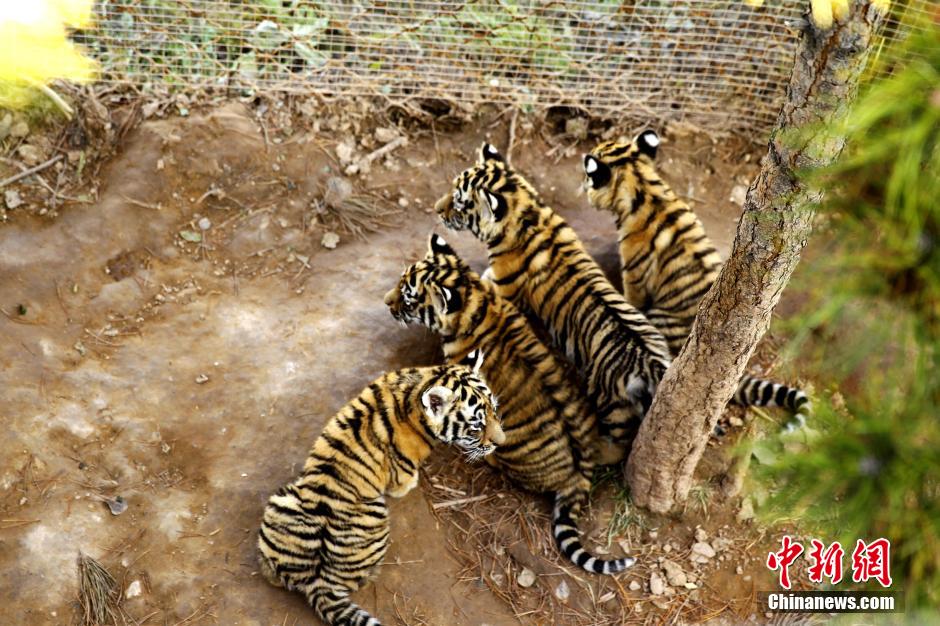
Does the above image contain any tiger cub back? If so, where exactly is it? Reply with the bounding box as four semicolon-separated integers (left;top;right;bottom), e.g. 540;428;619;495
584;130;810;430
385;233;635;574
435;143;672;445
258;363;502;626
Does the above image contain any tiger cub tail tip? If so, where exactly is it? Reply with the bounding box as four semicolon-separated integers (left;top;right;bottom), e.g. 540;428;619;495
734;376;812;433
311;588;382;626
553;496;635;575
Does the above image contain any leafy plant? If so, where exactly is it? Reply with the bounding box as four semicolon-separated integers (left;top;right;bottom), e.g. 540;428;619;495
754;18;940;610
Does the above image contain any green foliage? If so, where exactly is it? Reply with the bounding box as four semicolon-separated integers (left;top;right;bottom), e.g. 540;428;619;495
755;21;940;609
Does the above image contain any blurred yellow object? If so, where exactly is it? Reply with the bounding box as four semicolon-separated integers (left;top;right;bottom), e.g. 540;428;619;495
0;0;96;112
810;0;891;28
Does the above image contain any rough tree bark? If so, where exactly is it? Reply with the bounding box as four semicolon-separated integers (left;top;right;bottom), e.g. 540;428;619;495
626;2;885;514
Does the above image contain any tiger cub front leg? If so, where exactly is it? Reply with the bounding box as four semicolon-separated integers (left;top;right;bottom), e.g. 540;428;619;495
388;470;419;498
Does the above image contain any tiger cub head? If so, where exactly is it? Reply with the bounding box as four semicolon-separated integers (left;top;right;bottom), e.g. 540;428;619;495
385;233;478;334
423;351;504;460
583;129;661;213
434;143;541;245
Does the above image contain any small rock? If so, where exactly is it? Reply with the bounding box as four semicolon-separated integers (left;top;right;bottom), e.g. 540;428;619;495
663;543;672;553
690;542;716;563
397;197;409;208
125;580;142;599
712;537;733;552
10;119;29;138
683;582;698;590
628;580;641;591
195;374;210;384
17;144;43;165
737;498;755;522
649;572;666;596
736;565;744;575
198;217;211;230
321;232;340;249
335;140;355;164
554;580;570;602
374;127;399;143
4;189;23;210
599;591;616;603
516;568;536;588
648;530;659;540
729;416;744;427
105;495;127;516
729;184;748;206
694;527;708;542
662;559;687;587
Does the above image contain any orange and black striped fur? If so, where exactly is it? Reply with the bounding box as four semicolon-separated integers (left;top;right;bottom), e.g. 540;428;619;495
584;130;810;431
385;234;635;574
436;143;673;446
258;362;503;626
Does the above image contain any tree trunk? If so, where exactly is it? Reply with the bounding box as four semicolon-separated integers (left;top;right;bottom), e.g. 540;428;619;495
625;2;885;514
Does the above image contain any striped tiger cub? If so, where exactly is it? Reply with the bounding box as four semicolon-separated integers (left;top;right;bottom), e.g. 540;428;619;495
583;130;811;431
435;143;673;446
384;233;635;575
258;361;503;626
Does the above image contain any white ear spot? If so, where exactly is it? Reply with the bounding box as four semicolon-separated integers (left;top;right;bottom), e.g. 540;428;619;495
642;132;660;148
485;144;498;156
435;235;446;246
422;385;454;424
486;192;499;211
585;157;598;174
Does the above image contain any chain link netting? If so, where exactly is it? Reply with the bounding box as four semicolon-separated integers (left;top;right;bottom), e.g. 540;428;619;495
78;1;936;134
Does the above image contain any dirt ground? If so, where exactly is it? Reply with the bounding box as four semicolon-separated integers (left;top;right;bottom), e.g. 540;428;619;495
0;102;799;625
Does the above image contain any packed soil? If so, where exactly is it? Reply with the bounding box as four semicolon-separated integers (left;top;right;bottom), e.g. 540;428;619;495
0;101;803;625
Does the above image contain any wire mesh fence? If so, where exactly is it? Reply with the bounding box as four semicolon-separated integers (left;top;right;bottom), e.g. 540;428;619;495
78;1;937;134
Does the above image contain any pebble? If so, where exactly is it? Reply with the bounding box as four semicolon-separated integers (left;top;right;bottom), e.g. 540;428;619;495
4;189;23;209
694;527;708;542
125;580;142;599
321;232;340;249
648;530;659;540
649;572;666;596
516;568;536;588
736;565;744;575
195;374;210;384
335;141;355;164
397;197;409;208
17;144;42;166
730;184;748;206
198;217;211;230
629;580;641;591
10;120;29;138
662;559;687;587
374;127;399;143
554;580;570;602
690;542;716;563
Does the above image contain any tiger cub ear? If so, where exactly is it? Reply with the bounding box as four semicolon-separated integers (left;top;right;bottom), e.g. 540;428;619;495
583;154;612;189
479;142;505;164
461;349;485;375
421;385;455;427
636;130;661;159
428;233;455;257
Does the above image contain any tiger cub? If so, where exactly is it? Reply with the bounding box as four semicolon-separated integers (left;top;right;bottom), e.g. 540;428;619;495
258;361;503;626
435;143;673;446
584;130;811;431
385;233;635;575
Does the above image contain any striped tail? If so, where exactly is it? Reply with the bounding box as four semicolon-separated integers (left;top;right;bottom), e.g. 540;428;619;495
311;587;382;626
733;375;812;432
552;495;635;575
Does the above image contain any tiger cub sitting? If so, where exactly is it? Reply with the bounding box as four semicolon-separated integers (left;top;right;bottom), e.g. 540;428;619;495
435;143;673;446
258;361;503;626
385;233;635;575
583;130;811;431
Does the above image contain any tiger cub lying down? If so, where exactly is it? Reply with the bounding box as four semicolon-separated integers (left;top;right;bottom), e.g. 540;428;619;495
436;143;673;446
385;234;636;575
583;130;811;431
258;361;503;626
